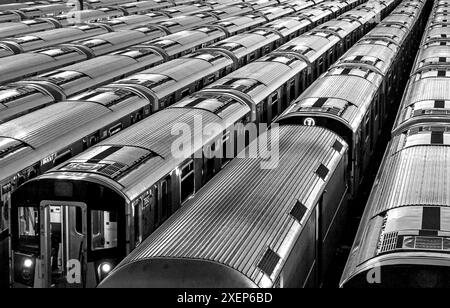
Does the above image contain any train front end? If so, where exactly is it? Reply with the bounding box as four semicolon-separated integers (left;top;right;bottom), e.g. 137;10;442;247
10;173;126;288
341;206;450;288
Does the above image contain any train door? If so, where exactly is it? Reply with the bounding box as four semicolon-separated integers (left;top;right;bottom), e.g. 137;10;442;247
40;201;87;288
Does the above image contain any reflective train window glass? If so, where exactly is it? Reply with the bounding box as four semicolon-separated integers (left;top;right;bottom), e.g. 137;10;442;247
271;92;279;118
17;207;39;250
91;210;117;250
180;161;195;203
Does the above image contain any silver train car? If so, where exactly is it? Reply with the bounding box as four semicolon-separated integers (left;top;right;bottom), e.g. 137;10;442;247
99;0;429;289
0;0;331;123
7;0;390;288
278;0;429;194
341;0;450;288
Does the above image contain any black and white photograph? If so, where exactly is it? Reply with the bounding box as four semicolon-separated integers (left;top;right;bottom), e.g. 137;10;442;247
0;0;447;292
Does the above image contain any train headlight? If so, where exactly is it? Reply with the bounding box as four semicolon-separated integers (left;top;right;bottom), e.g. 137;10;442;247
97;261;115;282
14;253;35;286
23;258;33;268
101;263;112;274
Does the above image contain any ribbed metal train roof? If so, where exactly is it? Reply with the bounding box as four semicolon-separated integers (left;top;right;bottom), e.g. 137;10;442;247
334;43;397;74
114;125;347;286
62;55;139;79
402;76;450;106
415;45;450;67
207;59;306;105
89;102;249;199
293;72;381;130
0;101;108;149
381;13;416;27
367;135;450;219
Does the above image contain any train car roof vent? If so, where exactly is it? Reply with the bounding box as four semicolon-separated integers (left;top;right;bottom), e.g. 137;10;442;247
290;200;307;223
316;164;329;180
99;162;127;178
258;248;280;277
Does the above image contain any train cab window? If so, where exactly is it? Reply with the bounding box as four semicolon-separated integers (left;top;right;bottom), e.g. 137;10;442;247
180;161;195;204
91;210;117;251
17;207;39;252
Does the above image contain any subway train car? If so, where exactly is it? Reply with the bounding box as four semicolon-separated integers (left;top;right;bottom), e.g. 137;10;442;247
340;0;450;288
7;0;394;288
0;0;331;124
97;0;431;288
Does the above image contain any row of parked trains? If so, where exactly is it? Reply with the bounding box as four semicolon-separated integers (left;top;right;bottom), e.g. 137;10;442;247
0;0;358;123
2;0;431;288
0;0;259;38
95;0;431;288
340;0;450;288
0;0;221;23
0;0;365;287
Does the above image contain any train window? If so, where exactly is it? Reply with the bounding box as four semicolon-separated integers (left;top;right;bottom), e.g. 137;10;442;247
249;52;256;62
365;115;370;145
181;88;190;98
289;80;296;101
17;207;39;251
318;57;324;73
207;74;215;84
54;149;72;167
222;131;232;166
161;180;170;221
143;192;152;209
0;201;5;233
75;207;83;234
133;199;141;246
108;123;122;136
271;92;279;118
91;210;117;251
180;160;195;203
